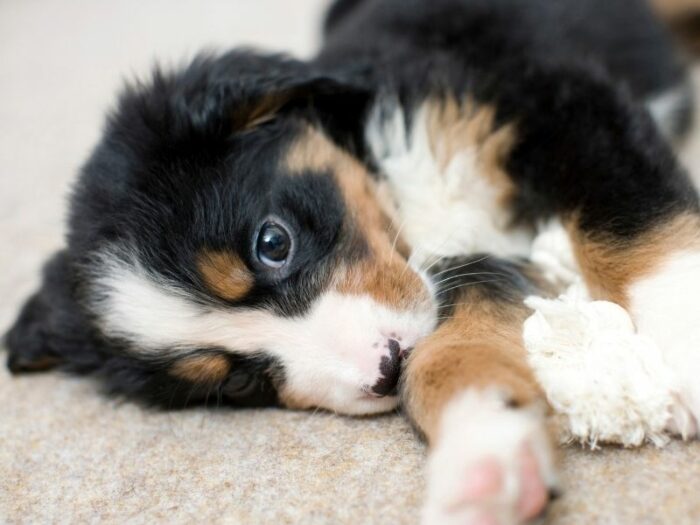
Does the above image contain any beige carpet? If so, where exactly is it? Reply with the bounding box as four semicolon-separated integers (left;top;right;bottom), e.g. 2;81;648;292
3;1;700;523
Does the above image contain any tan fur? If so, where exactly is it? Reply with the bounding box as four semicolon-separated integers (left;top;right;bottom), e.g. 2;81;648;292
569;213;700;307
285;126;427;310
198;250;254;301
11;355;62;372
171;354;231;383
650;0;700;55
277;385;316;411
284;124;348;174
232;92;297;131
373;180;412;258
650;0;700;19
403;293;542;443
425;96;518;206
334;259;426;310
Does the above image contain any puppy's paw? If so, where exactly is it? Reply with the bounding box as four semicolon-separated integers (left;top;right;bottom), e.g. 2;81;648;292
524;289;678;447
629;249;700;439
422;389;557;525
665;393;699;439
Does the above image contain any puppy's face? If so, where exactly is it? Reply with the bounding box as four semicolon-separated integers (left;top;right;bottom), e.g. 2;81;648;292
73;53;436;414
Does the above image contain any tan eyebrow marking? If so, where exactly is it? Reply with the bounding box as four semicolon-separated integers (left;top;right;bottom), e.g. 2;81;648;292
170;354;231;384
285;125;427;310
198;250;254;301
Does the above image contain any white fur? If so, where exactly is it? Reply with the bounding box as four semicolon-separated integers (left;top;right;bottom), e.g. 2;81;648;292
422;389;555;525
530;219;580;287
365;100;698;446
524;286;677;448
646;83;689;141
524;227;699;445
89;253;437;415
528;222;680;447
629;250;700;438
365;98;532;268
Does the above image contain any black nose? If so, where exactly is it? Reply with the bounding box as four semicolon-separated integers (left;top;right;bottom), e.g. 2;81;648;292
371;339;402;397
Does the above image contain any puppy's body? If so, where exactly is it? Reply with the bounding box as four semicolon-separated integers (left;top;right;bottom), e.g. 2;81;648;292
6;1;700;523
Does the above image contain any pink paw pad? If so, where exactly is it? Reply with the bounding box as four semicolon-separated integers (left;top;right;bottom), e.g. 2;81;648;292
468;512;501;525
461;458;503;503
516;444;548;520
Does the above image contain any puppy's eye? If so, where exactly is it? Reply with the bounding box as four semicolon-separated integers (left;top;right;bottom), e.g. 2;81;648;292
256;222;292;268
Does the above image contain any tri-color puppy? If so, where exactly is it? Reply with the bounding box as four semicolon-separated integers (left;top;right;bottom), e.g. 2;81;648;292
6;0;700;523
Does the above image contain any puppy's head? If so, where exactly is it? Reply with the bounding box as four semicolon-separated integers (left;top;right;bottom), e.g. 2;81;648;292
7;51;436;415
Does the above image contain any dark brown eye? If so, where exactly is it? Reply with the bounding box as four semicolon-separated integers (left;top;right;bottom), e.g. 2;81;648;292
256;222;291;268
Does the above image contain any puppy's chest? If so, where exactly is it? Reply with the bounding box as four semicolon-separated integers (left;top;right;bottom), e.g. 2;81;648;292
366;97;532;266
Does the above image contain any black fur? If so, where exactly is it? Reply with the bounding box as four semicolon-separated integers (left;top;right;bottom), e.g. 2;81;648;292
317;0;699;238
430;255;542;322
5;0;698;408
5;51;374;407
5;251;109;374
318;0;688;99
4;251;282;408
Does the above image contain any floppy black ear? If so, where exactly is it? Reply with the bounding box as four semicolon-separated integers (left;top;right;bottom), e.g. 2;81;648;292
4;251;104;374
173;51;372;137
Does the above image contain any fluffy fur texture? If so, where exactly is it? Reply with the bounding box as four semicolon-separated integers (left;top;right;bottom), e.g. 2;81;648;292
7;0;693;414
5;1;700;523
5;53;436;413
365;97;532;266
524;286;678;448
524;220;700;448
629;249;700;434
525;223;676;447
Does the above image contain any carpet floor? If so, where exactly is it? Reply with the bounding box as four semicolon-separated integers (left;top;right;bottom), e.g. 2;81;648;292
2;1;700;523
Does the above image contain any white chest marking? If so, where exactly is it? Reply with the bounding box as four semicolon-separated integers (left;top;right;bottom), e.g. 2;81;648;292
365;98;532;268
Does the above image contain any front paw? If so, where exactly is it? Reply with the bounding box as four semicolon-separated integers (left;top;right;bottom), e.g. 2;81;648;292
422;389;557;525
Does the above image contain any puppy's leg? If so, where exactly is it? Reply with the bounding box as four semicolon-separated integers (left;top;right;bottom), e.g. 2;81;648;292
403;256;557;525
567;213;700;437
4;250;99;373
500;67;700;436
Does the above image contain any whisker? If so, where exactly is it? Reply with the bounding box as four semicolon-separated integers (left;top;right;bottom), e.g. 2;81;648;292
403;228;462;278
389;217;408;259
399;254;415;278
433;301;476;310
182;381;201;410
310;385;335;416
430;254;492;278
433;278;506;298
167;375;187;411
419;251;446;275
400;251;423;279
216;384;223;409
430;271;508;288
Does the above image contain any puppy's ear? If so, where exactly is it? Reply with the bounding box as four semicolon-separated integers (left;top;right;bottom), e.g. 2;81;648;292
4;251;103;374
229;76;368;132
176;51;371;136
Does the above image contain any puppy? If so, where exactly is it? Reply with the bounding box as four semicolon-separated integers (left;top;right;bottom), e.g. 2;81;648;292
6;0;700;523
